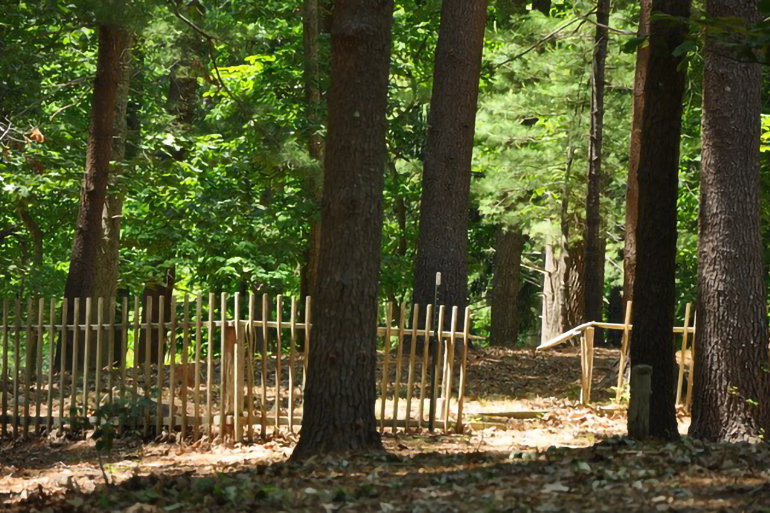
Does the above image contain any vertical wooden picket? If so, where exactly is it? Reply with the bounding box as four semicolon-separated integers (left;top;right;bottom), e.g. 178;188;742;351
391;303;406;431
58;300;68;431
303;296;311;392
246;293;255;443
46;298;55;431
167;296;177;431
70;299;80;433
143;295;152;437
35;298;44;434
82;297;92;422
194;295;203;439
379;302;393;431
418;304;432;428
675;303;692;406
615;300;633;402
404;304;419;433
206;293;214;439
260;293;268;440
455;307;471;433
275;295;282;432
156;297;165;434
13;300;21;438
132;296;140;404
181;295;190;438
219;293;227;437
24;297;32;435
107;297;116;406
120;297;129;403
94;297;104;416
233;293;243;443
686;313;697;410
1;299;8;438
443;306;458;431
289;297;297;432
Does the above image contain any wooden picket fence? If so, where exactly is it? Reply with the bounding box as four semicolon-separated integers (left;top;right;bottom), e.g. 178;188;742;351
537;300;697;408
0;294;473;443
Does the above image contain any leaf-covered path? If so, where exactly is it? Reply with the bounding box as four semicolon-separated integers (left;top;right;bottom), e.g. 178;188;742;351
2;347;769;512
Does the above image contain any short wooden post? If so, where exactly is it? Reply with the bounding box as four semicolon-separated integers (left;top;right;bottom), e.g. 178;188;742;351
143;295;152;437
443;306;458;431
628;364;652;438
455;307;471;434
260;293;269;440
219;293;228;437
35;298;44;434
686;313;697;411
181;295;191;437
233;293;242;442
675;303;692;406
580;327;595;405
82;297;92;423
167;297;178;431
58;299;67;431
24;297;33;435
275;295;283;433
379;302;393;432
246;293;256;443
288;297;297;433
391;303;406;431
13;300;21;438
2;299;9;438
615;300;633;402
70;299;80;434
194;295;203;440
46;298;55;432
107;297;116;406
156;297;165;434
404;304;419;433
94;297;103;417
418;304;432;428
206;293;215;439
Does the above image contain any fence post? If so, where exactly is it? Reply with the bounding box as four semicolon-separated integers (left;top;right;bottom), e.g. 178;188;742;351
675;303;692;406
455;307;471;434
615;300;633;402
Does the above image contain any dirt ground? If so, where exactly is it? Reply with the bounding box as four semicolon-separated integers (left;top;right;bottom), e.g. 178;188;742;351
2;346;769;512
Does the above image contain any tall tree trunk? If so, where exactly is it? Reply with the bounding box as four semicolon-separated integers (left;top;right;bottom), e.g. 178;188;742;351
491;226;524;346
690;0;770;442
292;0;394;459
623;0;651;306
628;0;689;440
583;0;610;345
93;34;133;366
412;0;487;330
541;243;563;343
301;0;325;301
59;25;132;370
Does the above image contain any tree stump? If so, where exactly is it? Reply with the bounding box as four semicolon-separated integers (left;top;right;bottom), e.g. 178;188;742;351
628;364;652;438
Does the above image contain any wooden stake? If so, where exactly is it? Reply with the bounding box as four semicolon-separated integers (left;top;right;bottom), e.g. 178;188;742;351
35;298;44;435
675;303;692;406
303;296;311;392
455;307;471;434
82;297;91;422
181;295;190;438
46;298;55;432
379;302;393;431
233;293;242;443
260;293;268;440
70;299;79;434
404;304;419;433
120;297;129;403
194;295;203;440
418;304;432;428
24;297;32;435
206;293;214;439
443;306;458;431
107;297;116;406
94;297;103;416
156;297;166;434
219;293;227;437
143;295;152;437
289;297;297;433
615;300;633;402
246;293;255;443
391;303;406;431
13;300;20;438
1;299;8;438
275;295;282;433
168;296;177;431
686;313;697;411
58;299;68;431
132;296;140;405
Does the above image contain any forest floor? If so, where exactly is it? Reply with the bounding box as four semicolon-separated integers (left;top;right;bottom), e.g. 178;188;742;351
2;346;770;512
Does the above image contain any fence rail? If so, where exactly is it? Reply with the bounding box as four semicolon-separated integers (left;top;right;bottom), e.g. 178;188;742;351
0;294;473;443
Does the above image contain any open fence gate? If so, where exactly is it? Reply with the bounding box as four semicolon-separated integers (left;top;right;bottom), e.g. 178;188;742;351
537;300;697;407
0;294;474;443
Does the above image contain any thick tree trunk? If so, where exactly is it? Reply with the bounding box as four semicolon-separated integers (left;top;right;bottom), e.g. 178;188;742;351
59;25;132;370
583;0;610;344
561;239;585;329
623;0;651;306
690;0;770;442
292;0;394;459
301;0;325;301
413;0;487;331
491;226;524;346
628;0;689;440
93;35;133;366
541;243;562;344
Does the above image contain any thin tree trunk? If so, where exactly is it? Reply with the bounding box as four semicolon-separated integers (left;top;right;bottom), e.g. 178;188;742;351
59;24;132;370
413;0;487;331
623;0;651;306
628;0;689;440
301;0;325;301
690;0;770;442
583;0;610;345
491;226;524;346
292;0;394;459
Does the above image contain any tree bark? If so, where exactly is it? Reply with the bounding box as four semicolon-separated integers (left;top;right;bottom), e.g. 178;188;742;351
412;0;487;331
623;0;651;306
301;0;325;302
59;25;132;370
491;226;524;346
541;243;562;344
690;0;770;442
628;0;689;440
583;0;610;344
292;0;394;459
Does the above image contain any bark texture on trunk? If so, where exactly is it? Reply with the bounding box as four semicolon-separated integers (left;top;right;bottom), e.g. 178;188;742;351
292;0;394;459
302;0;325;301
690;0;770;442
583;0;610;340
540;240;584;343
491;226;524;346
628;0;689;440
59;25;131;370
412;0;487;329
623;0;651;306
